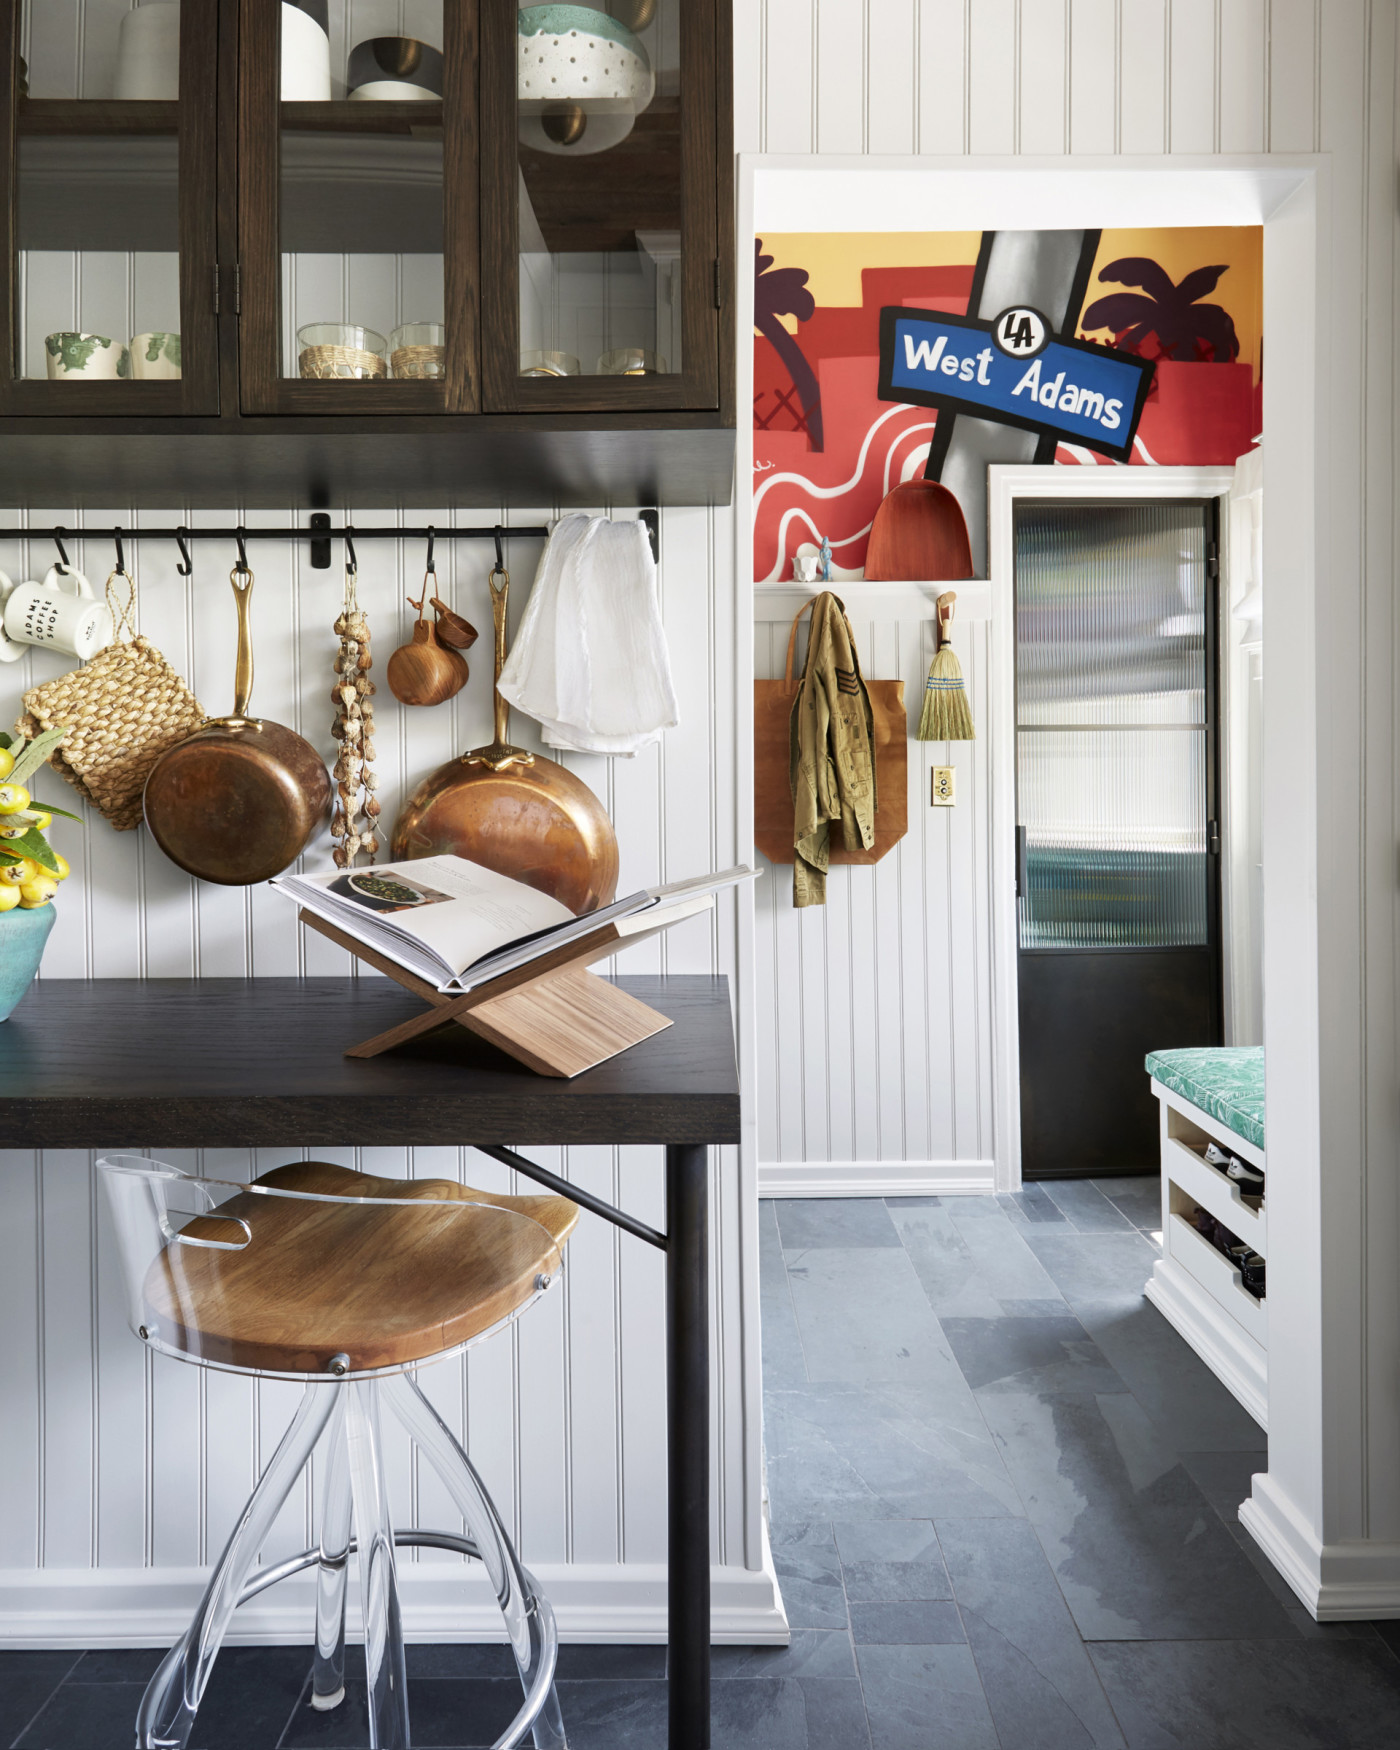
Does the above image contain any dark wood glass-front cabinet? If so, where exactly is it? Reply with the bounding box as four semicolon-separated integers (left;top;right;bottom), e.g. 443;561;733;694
0;0;733;505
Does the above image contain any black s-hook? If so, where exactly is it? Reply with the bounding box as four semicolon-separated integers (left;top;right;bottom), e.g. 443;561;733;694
52;527;70;574
113;530;127;576
234;528;250;575
344;528;358;575
493;525;505;573
175;527;194;577
425;525;436;576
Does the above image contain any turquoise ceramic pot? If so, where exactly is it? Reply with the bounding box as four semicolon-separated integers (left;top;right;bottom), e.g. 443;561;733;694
0;903;55;1021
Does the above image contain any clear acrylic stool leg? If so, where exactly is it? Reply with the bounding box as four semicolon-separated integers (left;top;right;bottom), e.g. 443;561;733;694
387;1373;567;1750
312;1387;353;1711
137;1381;339;1750
347;1378;411;1750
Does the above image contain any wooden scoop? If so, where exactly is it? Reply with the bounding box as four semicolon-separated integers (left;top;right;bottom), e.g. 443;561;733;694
863;478;974;582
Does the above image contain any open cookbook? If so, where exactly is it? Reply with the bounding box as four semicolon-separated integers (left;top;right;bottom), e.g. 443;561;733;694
272;856;757;995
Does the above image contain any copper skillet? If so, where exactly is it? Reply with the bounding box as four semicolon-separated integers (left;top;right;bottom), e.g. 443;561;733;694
144;566;332;885
392;563;618;914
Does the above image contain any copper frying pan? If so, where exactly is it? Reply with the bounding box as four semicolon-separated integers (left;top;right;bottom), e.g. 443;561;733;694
391;564;619;914
144;567;332;885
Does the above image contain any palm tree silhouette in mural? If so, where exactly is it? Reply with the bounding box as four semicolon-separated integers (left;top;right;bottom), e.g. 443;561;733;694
754;240;824;451
1082;259;1241;362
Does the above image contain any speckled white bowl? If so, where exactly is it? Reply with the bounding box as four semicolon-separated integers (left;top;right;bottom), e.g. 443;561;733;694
517;5;654;155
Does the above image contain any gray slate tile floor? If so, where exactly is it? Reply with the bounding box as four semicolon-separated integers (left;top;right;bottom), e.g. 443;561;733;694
9;1177;1400;1747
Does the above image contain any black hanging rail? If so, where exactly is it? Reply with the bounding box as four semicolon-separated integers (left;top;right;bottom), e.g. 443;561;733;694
8;509;662;569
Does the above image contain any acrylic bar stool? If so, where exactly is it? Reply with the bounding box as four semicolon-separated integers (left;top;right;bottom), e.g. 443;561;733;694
98;1154;580;1750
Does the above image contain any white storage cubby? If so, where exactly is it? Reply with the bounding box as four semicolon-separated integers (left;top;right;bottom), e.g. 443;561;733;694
1143;1080;1268;1428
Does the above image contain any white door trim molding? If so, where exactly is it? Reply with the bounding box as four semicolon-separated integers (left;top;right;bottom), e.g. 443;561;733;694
985;463;1235;1191
757;1160;995;1198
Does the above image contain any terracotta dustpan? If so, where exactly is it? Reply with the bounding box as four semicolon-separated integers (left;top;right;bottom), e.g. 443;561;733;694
863;473;975;582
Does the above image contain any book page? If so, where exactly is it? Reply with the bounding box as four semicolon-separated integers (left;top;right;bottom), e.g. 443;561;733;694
287;857;574;978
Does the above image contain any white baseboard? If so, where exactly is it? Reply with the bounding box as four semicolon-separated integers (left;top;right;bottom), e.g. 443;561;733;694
757;1159;996;1198
0;1560;790;1650
1239;1473;1400;1619
1145;1255;1268;1429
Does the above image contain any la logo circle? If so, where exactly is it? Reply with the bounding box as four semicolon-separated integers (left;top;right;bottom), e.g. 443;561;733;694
992;307;1049;359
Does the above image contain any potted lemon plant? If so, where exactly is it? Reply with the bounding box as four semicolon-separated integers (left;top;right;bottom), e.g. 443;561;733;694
0;724;77;1021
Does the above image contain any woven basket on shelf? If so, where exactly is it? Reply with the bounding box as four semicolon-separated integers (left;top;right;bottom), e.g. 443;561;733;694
299;344;386;380
17;572;207;831
390;344;445;379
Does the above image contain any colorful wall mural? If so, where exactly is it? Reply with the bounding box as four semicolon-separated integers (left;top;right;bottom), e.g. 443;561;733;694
753;227;1263;582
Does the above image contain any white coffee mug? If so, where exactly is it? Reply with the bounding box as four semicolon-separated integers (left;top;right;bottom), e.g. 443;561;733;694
0;567;114;663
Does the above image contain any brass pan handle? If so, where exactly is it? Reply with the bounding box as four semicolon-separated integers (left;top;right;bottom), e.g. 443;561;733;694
229;565;256;724
463;564;533;770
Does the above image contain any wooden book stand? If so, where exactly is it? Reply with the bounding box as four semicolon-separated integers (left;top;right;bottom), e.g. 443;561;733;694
300;907;685;1078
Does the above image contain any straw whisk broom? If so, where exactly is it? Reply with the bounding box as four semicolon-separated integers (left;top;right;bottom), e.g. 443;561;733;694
916;591;975;741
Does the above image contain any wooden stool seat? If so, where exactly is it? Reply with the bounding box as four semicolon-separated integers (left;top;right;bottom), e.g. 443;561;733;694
142;1160;579;1374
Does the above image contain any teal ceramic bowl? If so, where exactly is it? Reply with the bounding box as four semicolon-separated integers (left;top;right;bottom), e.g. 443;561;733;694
0;902;55;1022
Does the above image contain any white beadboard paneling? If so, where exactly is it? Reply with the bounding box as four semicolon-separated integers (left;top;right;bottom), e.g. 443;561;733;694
1069;0;1119;154
1017;0;1069;156
916;0;970;155
753;601;992;1172
967;0;1018;154
0;490;754;1639
1218;0;1268;153
1168;0;1219;152
1117;0;1169;153
815;0;866;154
762;0;817;154
867;0;917;155
1267;0;1318;152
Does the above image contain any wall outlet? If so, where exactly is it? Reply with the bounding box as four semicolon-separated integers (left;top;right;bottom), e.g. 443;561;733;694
931;766;956;806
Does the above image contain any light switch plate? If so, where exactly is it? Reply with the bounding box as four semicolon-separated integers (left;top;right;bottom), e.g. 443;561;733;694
931;766;956;806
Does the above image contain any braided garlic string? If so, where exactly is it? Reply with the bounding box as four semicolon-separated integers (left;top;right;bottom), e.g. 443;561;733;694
330;562;378;867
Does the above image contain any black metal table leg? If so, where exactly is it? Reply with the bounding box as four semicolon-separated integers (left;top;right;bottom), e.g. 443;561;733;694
666;1142;710;1750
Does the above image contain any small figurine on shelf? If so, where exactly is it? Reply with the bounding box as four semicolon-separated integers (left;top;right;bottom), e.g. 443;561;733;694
818;537;832;582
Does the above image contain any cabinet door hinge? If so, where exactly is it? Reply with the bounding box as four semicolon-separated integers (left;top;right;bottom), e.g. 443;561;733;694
1208;818;1221;856
1207;541;1219;579
212;264;220;316
233;262;242;316
714;258;723;310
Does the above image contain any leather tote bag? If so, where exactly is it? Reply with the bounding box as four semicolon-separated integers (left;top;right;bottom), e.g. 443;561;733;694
754;595;908;866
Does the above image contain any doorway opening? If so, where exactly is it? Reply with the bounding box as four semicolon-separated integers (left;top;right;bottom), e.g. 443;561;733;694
1013;497;1223;1179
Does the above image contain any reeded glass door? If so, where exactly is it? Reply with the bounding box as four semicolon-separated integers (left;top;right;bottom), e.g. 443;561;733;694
0;0;219;414
238;0;473;414
481;0;718;411
1014;500;1222;1177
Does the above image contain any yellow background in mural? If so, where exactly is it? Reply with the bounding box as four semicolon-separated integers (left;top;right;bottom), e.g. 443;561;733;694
757;227;1263;371
756;232;981;330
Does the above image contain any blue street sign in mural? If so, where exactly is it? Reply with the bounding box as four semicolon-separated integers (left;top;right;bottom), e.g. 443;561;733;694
878;305;1156;462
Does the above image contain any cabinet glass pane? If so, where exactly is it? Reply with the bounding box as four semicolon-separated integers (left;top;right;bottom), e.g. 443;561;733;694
516;0;681;379
1015;504;1210;950
279;2;445;381
14;0;181;384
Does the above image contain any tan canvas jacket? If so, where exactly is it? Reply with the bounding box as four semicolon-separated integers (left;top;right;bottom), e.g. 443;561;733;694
788;593;877;907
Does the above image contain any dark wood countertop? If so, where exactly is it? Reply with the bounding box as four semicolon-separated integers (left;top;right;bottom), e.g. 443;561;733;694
0;976;740;1150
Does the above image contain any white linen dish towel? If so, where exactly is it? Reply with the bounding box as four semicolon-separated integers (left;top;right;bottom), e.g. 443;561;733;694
496;513;680;756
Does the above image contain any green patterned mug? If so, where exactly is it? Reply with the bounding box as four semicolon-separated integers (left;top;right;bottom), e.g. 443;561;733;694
44;332;130;380
131;331;182;380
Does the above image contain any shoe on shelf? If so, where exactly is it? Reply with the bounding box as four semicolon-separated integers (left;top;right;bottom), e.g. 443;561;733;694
1205;1140;1265;1194
1241;1252;1266;1298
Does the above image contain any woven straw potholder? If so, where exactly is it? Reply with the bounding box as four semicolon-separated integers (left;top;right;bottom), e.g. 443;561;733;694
18;571;207;831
